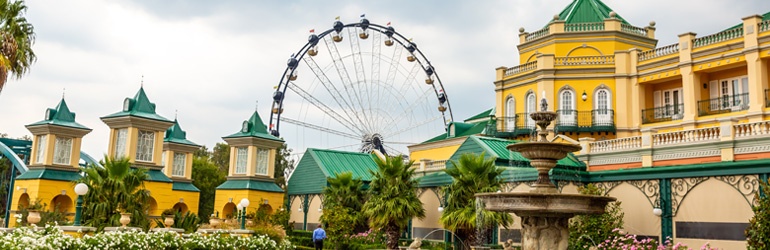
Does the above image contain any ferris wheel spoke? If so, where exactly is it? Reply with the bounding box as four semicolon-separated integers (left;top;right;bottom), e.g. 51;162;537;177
287;83;365;135
346;28;373;132
370;32;382;121
383;114;443;138
383;141;417;145
379;88;434;135
301;56;366;134
382;41;404;122
324;35;372;133
383;145;406;156
279;116;360;140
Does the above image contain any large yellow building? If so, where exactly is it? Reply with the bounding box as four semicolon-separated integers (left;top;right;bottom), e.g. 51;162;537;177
406;0;770;249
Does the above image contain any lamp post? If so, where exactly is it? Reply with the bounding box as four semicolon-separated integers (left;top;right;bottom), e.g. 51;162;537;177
239;198;250;230
73;183;89;226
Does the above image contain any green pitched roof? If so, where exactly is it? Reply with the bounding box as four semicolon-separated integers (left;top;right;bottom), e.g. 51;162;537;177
172;182;200;192
556;0;629;24
216;179;283;192
223;110;283;142
724;11;770;31
27;98;90;130
422;121;490;143
17;168;81;181
101;87;172;122
463;108;494;122
287;148;379;195
449;136;585;170
146;169;172;182
164;119;200;147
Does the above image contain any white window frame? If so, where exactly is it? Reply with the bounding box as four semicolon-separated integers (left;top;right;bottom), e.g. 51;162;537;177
114;128;128;159
136;130;155;162
505;97;515;131
235;147;248;174
594;89;612;123
53;136;73;165
559;89;576;126
525;92;536;128
256;148;269;176
653;88;683;119
709;76;749;111
35;135;47;164
172;153;186;177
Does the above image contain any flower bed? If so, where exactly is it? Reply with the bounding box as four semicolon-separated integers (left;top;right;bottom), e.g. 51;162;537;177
0;225;294;250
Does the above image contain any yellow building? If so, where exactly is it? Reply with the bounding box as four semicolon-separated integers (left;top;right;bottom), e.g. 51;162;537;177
10;98;92;227
100;87;200;216
406;0;770;248
214;110;285;219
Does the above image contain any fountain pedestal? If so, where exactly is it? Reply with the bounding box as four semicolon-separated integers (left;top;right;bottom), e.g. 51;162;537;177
475;106;615;250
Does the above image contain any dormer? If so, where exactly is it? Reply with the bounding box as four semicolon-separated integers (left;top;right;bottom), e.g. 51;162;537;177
222;110;284;178
25;98;92;169
162;119;200;180
100;87;173;169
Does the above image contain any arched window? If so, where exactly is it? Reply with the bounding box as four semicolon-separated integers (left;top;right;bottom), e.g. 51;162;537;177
594;88;612;125
505;97;515;131
525;92;536;128
559;89;576;126
596;89;610;110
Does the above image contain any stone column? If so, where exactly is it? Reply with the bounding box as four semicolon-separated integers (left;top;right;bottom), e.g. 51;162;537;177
678;32;698;129
743;15;767;122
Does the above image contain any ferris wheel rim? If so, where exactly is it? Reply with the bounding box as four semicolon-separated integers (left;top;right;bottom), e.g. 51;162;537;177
269;18;454;138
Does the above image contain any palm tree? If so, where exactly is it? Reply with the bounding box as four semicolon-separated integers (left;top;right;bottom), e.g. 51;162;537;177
321;172;367;249
0;0;36;94
440;153;513;248
363;155;425;250
77;157;151;231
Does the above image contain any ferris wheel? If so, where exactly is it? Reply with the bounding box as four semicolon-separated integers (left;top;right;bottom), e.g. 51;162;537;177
268;15;454;157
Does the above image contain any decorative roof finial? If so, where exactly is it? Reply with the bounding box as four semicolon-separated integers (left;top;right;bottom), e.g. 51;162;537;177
540;90;548;112
255;100;259;111
175;109;178;120
141;75;144;87
62;88;65;99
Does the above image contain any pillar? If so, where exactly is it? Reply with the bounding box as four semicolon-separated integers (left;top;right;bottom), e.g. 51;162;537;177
744;15;767;121
719;118;737;161
659;178;673;241
678;33;698;129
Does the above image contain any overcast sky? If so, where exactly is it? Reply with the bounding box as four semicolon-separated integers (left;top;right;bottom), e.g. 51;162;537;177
1;0;769;160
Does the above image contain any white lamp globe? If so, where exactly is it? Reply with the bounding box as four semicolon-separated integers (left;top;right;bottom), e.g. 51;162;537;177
74;183;89;196
236;204;243;211
240;198;250;208
652;208;663;216
438;206;444;212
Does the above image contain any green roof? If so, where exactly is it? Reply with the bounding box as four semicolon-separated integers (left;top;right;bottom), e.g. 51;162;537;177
164;119;200;147
556;0;629;24
101;87;172;122
464;108;494;122
223;110;283;142
27;98;90;130
724;11;770;32
172;182;200;192
422;121;490;143
217;179;283;193
287;148;379;195
449;136;585;170
17;168;81;181
146;169;172;182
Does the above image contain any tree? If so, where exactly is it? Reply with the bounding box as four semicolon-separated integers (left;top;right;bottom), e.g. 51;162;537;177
440;153;513;247
321;172;367;248
192;155;226;222
194;145;210;158
78;157;151;231
746;180;770;249
211;143;230;173
0;0;36;94
363;155;425;249
273;142;294;189
568;183;624;250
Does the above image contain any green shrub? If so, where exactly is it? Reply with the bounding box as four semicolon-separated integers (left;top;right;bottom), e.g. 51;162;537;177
747;180;770;250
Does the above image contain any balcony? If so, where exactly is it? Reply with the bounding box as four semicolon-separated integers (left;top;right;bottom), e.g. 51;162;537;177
697;93;749;116
554;110;616;133
494;113;535;138
641;104;684;124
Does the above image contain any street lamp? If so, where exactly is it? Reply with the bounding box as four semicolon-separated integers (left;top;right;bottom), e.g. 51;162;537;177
437;206;444;212
239;198;250;230
652;208;663;217
73;183;89;226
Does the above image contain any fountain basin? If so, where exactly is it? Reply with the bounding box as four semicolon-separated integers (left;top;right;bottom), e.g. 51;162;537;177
507;142;581;160
475;192;616;217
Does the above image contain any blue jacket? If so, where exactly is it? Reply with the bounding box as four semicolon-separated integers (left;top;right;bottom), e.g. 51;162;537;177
312;228;327;241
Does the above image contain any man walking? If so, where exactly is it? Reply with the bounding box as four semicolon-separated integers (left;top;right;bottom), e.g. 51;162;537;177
312;224;327;250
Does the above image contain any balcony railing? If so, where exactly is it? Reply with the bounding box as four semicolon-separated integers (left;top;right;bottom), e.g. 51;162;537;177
525;27;550;42
765;89;770;108
565;22;604;32
641;104;684;124
495;113;535;138
554;109;615;133
697;93;749;116
638;43;679;62
503;61;538;77
692;26;744;48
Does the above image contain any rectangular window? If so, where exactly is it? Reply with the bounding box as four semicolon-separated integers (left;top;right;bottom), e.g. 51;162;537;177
53;137;73;165
136;130;155;162
235;147;248;174
35;135;47;164
114;128;128;158
160;151;166;173
172;153;186;177
256;148;269;175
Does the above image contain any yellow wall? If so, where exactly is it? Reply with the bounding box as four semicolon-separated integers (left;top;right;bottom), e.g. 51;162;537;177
409;144;462;161
10;179;78;227
607;183;660;238
414;191;442;228
214;189;285;218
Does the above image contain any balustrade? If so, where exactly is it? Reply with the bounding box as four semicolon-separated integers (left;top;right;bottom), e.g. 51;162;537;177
692;26;743;48
735;121;770;138
565;22;604;32
589;136;642;153
555;55;614;66
760;19;770;33
503;61;537;77
638;43;679;61
621;23;647;36
525;27;550;42
652;127;719;146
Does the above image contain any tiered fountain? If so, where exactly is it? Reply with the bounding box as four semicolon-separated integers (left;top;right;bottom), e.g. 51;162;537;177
475;96;616;250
